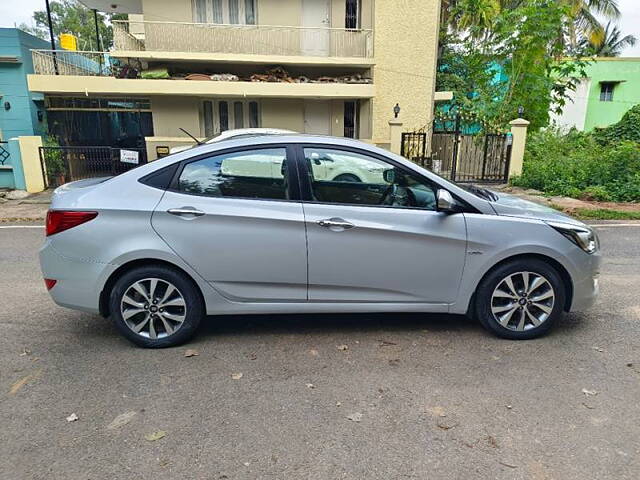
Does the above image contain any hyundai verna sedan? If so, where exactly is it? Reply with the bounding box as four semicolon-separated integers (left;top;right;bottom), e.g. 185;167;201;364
40;135;600;348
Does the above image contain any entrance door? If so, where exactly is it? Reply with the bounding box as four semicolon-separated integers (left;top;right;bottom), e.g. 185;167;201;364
304;101;331;135
301;0;330;56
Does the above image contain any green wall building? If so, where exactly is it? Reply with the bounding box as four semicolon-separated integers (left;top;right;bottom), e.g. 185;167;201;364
551;58;640;132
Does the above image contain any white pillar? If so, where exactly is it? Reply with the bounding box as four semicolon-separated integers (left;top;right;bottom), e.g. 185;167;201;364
389;119;403;155
508;118;530;178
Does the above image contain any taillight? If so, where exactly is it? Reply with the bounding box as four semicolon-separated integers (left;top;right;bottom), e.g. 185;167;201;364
46;210;98;236
44;279;57;290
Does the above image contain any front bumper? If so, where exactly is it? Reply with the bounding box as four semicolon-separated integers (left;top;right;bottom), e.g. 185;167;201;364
568;250;601;312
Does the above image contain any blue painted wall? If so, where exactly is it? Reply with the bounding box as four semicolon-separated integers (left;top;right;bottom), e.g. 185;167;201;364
0;28;48;141
0;28;49;188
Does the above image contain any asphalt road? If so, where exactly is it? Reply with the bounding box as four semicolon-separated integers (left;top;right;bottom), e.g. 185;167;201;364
1;223;639;479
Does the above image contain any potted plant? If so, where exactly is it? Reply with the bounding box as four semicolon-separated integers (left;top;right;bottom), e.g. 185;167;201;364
43;135;66;187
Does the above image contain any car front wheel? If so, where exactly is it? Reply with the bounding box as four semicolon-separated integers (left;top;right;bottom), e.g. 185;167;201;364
475;259;566;340
109;265;203;348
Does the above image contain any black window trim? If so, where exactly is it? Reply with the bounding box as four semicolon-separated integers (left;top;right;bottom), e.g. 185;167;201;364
292;143;477;213
166;143;303;203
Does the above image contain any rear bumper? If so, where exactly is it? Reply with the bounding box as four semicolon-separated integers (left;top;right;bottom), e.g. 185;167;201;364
39;239;108;314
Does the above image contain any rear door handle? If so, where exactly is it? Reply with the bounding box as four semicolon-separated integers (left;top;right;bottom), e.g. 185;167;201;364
167;207;205;217
317;218;354;230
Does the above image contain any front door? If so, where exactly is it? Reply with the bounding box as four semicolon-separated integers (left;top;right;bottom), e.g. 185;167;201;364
304;101;331;135
152;146;307;301
298;146;468;304
301;0;330;56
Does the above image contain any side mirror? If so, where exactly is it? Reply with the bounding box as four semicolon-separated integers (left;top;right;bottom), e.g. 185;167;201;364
437;189;462;213
383;168;396;183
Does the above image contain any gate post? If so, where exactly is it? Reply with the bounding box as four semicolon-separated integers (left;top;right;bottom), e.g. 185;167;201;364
389;119;403;155
508;118;530;178
9;136;45;193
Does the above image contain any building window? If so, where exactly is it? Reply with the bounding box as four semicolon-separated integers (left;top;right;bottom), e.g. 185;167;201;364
202;100;261;136
219;101;229;131
203;100;215;137
249;101;260;128
234;101;244;129
344;100;359;138
345;0;360;29
193;0;256;24
600;82;615;102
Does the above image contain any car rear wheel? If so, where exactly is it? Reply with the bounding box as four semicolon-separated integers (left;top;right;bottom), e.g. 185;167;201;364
109;265;203;348
475;259;566;340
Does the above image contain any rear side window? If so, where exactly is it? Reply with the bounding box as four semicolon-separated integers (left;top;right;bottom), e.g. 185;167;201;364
176;148;290;200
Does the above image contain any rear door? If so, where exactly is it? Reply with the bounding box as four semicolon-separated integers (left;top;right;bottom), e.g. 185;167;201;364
297;145;468;304
152;145;308;301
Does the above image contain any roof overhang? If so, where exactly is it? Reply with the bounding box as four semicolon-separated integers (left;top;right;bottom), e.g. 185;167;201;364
78;0;142;14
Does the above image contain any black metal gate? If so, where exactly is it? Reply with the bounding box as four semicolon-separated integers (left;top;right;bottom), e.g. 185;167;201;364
401;131;431;168
401;116;512;183
39;146;147;188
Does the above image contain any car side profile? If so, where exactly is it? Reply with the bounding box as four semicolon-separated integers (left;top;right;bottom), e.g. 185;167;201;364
40;134;600;348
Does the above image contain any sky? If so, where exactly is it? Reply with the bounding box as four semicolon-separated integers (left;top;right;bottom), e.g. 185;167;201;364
2;0;640;56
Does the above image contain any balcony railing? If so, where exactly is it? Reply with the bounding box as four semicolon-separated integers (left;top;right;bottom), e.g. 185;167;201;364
32;50;112;76
112;20;373;58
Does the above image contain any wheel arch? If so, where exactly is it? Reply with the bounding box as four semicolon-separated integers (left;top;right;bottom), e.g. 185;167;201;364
99;258;206;318
466;253;574;316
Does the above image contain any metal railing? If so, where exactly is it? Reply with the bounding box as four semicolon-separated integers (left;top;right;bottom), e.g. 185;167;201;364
32;50;112;76
113;20;373;58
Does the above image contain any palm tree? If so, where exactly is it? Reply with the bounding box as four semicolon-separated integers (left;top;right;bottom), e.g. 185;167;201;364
443;0;621;50
579;22;637;56
565;0;621;47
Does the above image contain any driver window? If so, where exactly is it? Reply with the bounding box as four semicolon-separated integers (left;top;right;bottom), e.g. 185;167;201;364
303;148;437;210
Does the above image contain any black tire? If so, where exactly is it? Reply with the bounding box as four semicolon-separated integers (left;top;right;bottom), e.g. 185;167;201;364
474;258;566;340
109;265;204;348
333;173;361;183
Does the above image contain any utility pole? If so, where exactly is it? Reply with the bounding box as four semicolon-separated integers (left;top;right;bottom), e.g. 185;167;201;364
45;0;58;74
93;9;103;72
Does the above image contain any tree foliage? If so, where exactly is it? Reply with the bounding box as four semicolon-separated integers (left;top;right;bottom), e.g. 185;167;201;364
437;0;590;130
19;0;125;51
578;22;637;57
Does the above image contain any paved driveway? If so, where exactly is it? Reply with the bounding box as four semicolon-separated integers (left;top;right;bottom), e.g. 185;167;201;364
1;223;639;479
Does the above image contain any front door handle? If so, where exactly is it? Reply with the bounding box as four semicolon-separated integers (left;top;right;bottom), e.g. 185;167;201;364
167;207;205;217
317;218;354;230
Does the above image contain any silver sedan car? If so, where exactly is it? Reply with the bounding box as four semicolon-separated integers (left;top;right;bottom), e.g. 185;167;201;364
40;135;600;347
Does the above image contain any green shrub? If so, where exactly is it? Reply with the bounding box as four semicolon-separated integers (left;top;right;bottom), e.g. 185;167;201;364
512;127;640;202
593;104;640;146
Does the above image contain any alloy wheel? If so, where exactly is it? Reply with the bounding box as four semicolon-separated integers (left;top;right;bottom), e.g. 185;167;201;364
120;278;187;339
490;271;555;331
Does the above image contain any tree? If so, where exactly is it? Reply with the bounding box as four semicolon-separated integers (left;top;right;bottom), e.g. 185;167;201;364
578;22;637;56
443;0;622;51
19;0;125;51
436;0;590;130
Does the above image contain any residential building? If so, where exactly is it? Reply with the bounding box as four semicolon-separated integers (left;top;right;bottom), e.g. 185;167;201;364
0;28;48;189
27;0;443;159
550;57;640;132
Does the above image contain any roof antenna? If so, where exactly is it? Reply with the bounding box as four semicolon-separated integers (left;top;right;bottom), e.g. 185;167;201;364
179;128;203;145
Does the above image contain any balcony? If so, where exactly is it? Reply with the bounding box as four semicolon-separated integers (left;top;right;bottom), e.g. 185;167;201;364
112;20;374;64
28;50;375;99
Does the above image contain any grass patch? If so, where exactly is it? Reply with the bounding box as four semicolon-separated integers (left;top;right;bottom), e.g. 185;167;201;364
570;208;640;220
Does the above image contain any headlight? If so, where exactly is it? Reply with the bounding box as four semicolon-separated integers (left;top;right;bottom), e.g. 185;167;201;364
546;221;599;254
